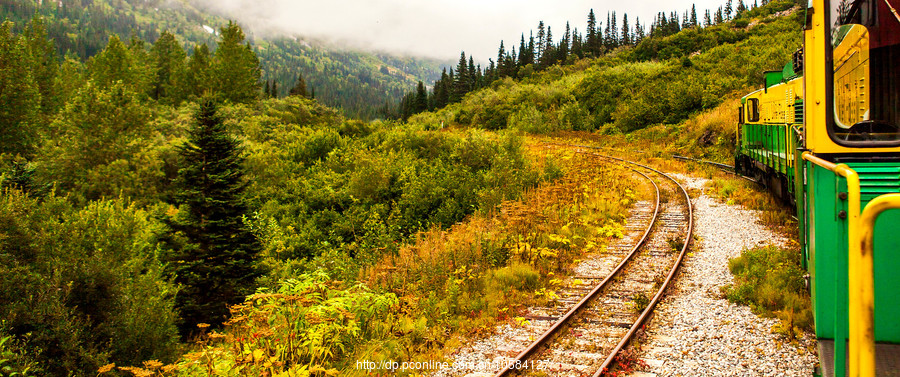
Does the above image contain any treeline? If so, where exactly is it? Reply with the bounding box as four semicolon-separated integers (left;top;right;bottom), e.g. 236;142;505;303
0;0;444;120
396;0;776;120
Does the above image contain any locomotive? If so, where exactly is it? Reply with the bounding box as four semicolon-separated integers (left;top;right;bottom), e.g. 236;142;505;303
735;0;900;375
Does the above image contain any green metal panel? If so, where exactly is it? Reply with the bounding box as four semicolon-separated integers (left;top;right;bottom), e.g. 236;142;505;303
845;162;900;342
806;161;900;376
765;71;784;90
807;162;850;375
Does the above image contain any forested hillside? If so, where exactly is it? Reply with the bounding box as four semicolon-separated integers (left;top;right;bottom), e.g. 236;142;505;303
0;0;806;375
0;0;447;119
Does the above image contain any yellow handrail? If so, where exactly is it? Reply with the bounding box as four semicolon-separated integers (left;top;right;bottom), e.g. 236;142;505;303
802;152;870;377
858;194;900;376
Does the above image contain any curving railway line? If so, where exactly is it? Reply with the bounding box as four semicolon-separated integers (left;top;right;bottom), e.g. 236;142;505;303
493;146;693;377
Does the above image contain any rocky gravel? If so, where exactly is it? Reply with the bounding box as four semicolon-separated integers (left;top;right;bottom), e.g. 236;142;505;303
628;174;817;376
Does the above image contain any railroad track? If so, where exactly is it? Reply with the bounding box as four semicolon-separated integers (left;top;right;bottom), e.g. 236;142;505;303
494;146;694;377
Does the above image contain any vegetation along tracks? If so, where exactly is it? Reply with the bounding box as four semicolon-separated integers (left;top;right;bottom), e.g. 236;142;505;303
494;145;694;377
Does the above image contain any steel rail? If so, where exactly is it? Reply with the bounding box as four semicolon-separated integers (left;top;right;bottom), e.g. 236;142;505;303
587;152;694;377
492;154;663;377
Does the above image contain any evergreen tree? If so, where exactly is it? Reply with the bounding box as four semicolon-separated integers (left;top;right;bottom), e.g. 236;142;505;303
467;56;476;91
150;30;186;103
496;41;506;77
213;21;260;104
168;98;260;334
526;33;535;66
89;35;151;94
705;10;713;26
586;9;598;57
185;44;212;98
22;15;58;114
634;18;645;43
0;22;40;156
715;7;724;23
558;22;571;62
737;0;747;14
517;35;529;68
264;80;270;98
536;21;545;62
540;26;554;68
725;0;733;20
289;73;307;97
610;12;618;48
452;52;468;102
621;14;631;46
270;80;278;98
435;68;449;108
571;28;583;58
691;5;698;27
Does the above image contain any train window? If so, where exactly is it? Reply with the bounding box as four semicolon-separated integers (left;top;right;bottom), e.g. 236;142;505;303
827;0;900;146
748;99;760;122
739;105;745;124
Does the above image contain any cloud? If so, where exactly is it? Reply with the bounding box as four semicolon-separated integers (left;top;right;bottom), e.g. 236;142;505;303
195;0;731;61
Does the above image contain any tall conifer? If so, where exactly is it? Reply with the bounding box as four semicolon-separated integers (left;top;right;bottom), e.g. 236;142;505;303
168;98;260;334
213;21;260;103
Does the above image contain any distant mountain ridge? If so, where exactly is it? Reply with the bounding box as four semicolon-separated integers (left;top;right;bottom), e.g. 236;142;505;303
0;0;450;119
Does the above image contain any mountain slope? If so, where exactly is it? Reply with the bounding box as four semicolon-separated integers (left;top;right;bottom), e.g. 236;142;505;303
0;0;448;118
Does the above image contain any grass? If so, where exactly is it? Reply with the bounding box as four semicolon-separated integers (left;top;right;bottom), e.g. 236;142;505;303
721;245;812;339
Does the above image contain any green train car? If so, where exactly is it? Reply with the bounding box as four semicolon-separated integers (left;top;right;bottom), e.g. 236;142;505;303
735;0;900;375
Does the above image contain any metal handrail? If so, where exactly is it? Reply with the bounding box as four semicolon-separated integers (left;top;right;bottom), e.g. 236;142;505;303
801;152;870;377
857;194;900;377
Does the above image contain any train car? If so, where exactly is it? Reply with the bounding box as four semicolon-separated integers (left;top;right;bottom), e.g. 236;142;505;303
735;62;804;205
736;0;900;375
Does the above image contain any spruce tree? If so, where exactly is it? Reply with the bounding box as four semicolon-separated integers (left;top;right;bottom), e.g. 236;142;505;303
213;21;260;104
0;22;40;157
270;80;278;98
435;68;449;107
536;21;545;62
415;81;427;113
586;10;597;57
23;15;57;114
725;0;733;20
634;18;645;43
289;74;307;97
452;52;468;102
691;5;698;27
705;10;713;26
467;56;476;91
150;31;186;103
168;98;260;334
496;41;506;77
186;44;212;98
558;22;571;62
621;14;631;46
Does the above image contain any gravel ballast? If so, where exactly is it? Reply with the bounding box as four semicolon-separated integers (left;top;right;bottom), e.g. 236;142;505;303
628;174;817;376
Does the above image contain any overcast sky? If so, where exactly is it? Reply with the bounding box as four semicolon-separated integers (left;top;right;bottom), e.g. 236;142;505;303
199;0;731;62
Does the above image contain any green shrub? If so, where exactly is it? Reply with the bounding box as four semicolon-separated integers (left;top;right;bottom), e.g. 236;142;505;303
723;245;813;337
0;190;180;375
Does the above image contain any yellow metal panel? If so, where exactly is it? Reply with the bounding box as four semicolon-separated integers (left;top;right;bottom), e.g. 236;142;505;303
857;194;900;377
804;1;898;154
